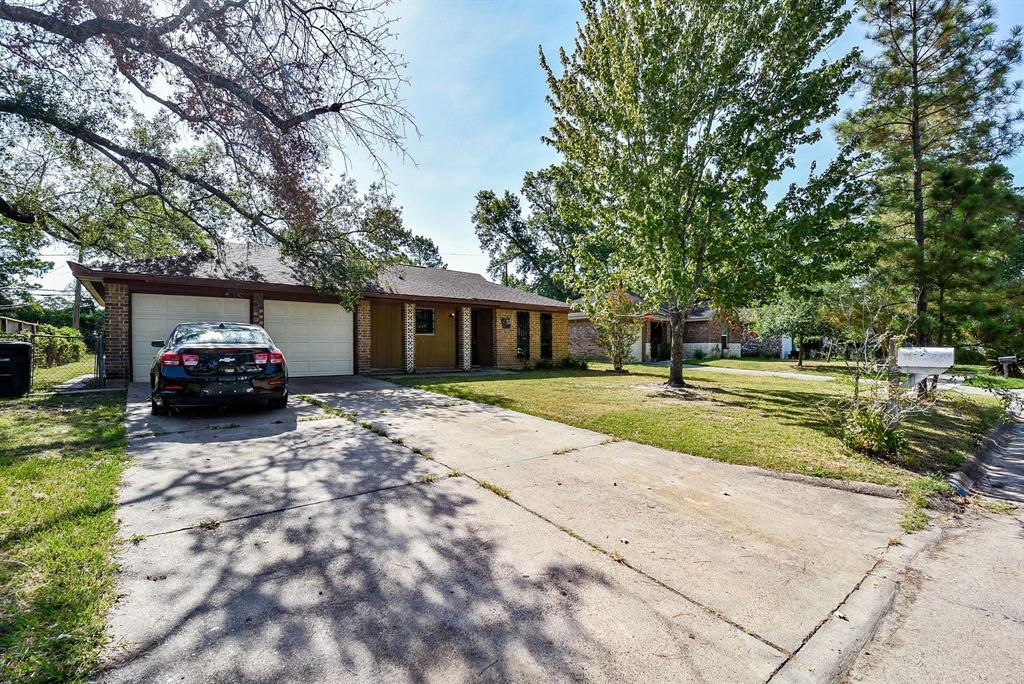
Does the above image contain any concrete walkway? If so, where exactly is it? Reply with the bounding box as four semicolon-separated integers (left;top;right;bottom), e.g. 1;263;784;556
844;419;1024;683
102;378;908;683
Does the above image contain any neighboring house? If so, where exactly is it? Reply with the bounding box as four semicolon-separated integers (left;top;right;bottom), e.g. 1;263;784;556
569;304;749;362
0;316;39;335
70;244;570;383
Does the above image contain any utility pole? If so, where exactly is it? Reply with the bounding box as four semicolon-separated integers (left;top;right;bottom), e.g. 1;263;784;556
72;245;84;330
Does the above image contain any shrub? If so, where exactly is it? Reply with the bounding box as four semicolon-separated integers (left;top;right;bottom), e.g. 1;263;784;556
534;358;554;370
561;354;588;370
692;348;706;360
840;407;907;456
32;325;87;368
955;346;987;365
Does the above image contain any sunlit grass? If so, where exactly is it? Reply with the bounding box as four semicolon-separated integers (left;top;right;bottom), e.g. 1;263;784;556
0;391;128;682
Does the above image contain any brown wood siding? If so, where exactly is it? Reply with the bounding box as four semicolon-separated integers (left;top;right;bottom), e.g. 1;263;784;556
472;309;495;366
371;300;404;369
415;304;457;368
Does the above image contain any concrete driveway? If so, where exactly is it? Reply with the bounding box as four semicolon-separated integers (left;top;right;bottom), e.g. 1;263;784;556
103;378;904;683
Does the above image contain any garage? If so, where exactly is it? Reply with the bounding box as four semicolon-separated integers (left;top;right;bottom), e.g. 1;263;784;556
264;299;353;377
131;294;250;382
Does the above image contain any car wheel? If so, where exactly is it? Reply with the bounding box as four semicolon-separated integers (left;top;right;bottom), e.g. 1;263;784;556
269;395;288;410
151;398;168;416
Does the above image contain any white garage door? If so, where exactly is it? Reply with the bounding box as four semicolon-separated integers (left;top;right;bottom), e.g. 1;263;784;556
263;300;353;377
131;294;250;382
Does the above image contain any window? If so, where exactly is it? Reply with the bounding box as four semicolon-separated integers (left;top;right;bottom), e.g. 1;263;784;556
516;311;530;359
174;324;269;346
415;308;435;335
540;313;553;360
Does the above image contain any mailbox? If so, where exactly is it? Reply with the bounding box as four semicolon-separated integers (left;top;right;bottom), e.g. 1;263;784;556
0;341;33;398
996;355;1019;378
897;347;954;386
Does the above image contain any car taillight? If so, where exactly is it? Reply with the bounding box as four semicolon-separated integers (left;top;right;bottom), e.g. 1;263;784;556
181;354;199;367
269;351;285;365
254;353;269;365
160;353;181;366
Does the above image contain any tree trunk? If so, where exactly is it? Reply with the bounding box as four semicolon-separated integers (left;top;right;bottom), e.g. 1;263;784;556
886;338;901;423
910;8;928;345
668;309;686;387
936;285;946;346
797;333;804;367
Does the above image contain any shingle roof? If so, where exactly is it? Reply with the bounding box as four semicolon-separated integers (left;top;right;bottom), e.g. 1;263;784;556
87;243;569;310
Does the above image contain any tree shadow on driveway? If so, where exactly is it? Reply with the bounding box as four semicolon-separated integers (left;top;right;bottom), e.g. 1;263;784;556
101;381;776;682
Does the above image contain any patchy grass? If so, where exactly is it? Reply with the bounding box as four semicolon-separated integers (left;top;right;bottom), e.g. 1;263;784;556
902;476;954;532
0;391;128;682
479;480;510;498
32;354;97;391
394;367;1002;489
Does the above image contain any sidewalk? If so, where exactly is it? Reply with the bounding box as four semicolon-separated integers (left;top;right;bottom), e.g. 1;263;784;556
844;416;1024;683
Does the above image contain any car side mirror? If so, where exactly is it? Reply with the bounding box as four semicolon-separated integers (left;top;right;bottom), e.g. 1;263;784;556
151;340;165;348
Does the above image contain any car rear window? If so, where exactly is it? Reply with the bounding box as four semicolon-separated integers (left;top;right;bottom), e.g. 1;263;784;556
174;327;269;345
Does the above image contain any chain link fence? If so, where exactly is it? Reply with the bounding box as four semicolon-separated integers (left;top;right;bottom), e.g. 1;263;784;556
0;332;104;392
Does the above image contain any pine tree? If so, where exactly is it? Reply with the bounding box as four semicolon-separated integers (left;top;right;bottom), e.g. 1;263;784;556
840;0;1023;344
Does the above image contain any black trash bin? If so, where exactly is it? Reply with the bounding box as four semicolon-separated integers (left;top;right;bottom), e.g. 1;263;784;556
0;341;33;397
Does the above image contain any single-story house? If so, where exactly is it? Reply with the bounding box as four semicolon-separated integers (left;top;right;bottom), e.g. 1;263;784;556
69;244;570;383
569;305;745;362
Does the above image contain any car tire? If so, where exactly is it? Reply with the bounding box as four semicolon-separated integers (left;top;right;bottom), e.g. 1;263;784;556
269;395;288;410
151;398;168;416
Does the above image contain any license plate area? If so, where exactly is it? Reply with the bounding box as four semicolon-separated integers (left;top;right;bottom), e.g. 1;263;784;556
201;381;254;396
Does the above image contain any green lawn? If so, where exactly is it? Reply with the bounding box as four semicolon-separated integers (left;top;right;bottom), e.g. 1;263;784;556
32;354;97;392
0;391;128;682
685;357;862;377
394;364;1001;489
962;373;1024;390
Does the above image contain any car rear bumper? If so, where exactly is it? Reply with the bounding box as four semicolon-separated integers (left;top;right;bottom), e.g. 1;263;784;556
153;374;287;407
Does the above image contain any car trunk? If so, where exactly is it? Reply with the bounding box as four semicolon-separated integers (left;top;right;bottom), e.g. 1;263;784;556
180;345;274;377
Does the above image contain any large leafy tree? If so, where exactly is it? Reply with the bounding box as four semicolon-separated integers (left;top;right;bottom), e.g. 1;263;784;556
472;167;582;301
542;0;862;386
0;219;49;304
840;0;1023;343
752;293;829;366
0;0;415;301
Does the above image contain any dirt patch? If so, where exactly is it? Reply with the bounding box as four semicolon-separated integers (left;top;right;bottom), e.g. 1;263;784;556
638;382;723;407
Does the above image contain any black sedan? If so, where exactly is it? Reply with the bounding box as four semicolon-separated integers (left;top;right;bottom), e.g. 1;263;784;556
149;322;288;415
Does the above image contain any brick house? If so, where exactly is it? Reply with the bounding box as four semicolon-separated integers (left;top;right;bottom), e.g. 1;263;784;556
70;244;570;383
569;305;748;362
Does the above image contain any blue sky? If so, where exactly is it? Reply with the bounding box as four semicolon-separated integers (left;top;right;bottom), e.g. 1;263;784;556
40;0;1024;292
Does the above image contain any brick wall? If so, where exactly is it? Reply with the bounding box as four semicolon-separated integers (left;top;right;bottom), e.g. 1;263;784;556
551;312;569;363
250;292;265;326
356;298;372;373
104;282;130;380
569;319;606;360
741;331;782;357
494;308;519;369
493;309;569;368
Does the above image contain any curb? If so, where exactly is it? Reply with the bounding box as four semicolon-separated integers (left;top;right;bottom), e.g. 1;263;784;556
759;470;902;500
768;526;943;684
948;413;1021;495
